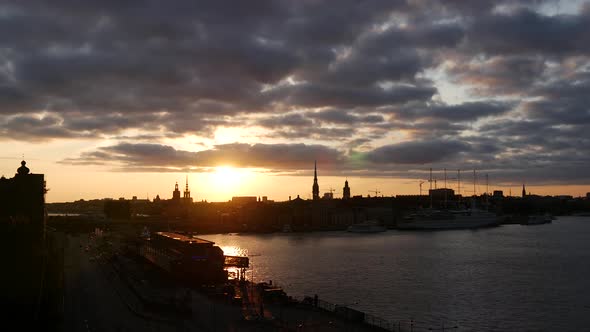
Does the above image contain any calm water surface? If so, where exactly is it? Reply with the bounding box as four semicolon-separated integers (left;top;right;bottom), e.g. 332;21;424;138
203;217;590;331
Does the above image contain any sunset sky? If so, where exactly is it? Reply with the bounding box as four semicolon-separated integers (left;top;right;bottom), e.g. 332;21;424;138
2;0;590;202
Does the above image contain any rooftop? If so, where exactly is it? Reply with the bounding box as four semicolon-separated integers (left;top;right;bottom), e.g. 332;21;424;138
155;231;214;245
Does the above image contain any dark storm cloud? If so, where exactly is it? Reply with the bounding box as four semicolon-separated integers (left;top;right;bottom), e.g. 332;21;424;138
308;109;385;125
467;8;590;55
365;140;471;164
3;0;590;185
257;113;314;129
62;142;345;170
394;101;513;122
447;55;547;95
0;113;79;140
267;83;437;108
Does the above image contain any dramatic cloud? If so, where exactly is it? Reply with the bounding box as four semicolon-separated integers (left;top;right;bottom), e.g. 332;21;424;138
365;140;471;165
62;142;345;171
3;0;590;185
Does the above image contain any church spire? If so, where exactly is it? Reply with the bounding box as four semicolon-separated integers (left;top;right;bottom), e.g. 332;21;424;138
522;183;526;198
184;175;191;200
312;160;319;200
343;178;351;200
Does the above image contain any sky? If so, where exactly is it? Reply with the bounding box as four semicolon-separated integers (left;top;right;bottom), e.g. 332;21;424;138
1;0;590;202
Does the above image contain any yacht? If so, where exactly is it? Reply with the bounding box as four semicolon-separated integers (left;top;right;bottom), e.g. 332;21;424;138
523;213;552;225
347;220;387;233
398;208;499;230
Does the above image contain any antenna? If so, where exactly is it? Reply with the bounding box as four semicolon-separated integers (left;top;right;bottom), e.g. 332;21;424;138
444;168;447;208
457;169;461;196
429;168;433;208
473;169;477;197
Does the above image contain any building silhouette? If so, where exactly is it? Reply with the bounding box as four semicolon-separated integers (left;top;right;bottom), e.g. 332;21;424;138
343;179;351;200
0;160;46;227
183;176;192;203
172;181;181;201
312;160;319;200
0;161;62;329
522;184;526;198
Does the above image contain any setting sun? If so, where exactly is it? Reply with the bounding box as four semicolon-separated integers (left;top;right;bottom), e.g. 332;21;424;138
211;166;247;193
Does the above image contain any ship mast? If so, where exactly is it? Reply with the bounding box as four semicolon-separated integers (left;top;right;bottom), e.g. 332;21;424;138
429;168;433;208
473;169;476;197
444;168;447;209
457;169;461;196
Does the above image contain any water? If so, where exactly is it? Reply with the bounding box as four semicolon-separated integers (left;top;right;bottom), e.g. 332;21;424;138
203;217;590;331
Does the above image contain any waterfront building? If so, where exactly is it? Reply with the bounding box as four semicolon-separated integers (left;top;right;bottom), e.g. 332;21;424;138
231;196;257;205
312;160;319;200
131;231;228;284
343;180;351;200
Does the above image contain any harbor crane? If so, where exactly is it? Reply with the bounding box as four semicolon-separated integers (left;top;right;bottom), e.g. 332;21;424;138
369;189;381;197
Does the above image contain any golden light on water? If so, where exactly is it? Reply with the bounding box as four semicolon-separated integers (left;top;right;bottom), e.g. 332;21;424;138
219;245;248;257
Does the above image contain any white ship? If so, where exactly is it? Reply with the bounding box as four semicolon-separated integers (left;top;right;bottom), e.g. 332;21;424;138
398;208;499;230
523;213;553;225
347;220;387;233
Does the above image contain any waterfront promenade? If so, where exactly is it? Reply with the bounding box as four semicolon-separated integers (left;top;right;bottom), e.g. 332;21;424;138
63;230;396;331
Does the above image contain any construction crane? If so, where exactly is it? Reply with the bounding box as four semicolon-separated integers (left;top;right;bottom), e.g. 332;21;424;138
325;187;337;199
369;189;381;197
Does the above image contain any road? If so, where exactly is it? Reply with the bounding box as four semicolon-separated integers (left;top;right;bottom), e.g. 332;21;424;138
63;234;179;332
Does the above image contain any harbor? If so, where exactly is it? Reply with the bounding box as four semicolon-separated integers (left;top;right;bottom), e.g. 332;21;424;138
69;226;406;331
203;216;590;331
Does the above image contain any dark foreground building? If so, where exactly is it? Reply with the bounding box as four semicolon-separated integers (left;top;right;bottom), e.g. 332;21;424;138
0;161;62;331
0;160;46;226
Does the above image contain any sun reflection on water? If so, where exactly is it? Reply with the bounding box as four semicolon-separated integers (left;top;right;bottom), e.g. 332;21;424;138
219;245;248;257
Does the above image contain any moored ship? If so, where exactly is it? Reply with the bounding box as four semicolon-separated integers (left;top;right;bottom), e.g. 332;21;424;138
398;208;499;230
523;213;553;225
347;220;387;233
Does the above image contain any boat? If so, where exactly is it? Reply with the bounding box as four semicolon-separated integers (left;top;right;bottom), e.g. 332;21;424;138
523;213;553;225
398;208;499;230
347;220;387;233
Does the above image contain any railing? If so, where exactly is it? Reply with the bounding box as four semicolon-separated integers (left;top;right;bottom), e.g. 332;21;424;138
303;295;458;332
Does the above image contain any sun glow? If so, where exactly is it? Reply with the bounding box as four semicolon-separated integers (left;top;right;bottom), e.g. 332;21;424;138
211;166;248;193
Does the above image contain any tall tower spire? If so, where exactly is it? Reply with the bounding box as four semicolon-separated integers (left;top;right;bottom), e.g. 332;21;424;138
312;160;319;200
342;178;350;200
522;183;526;198
184;175;191;200
173;181;181;201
